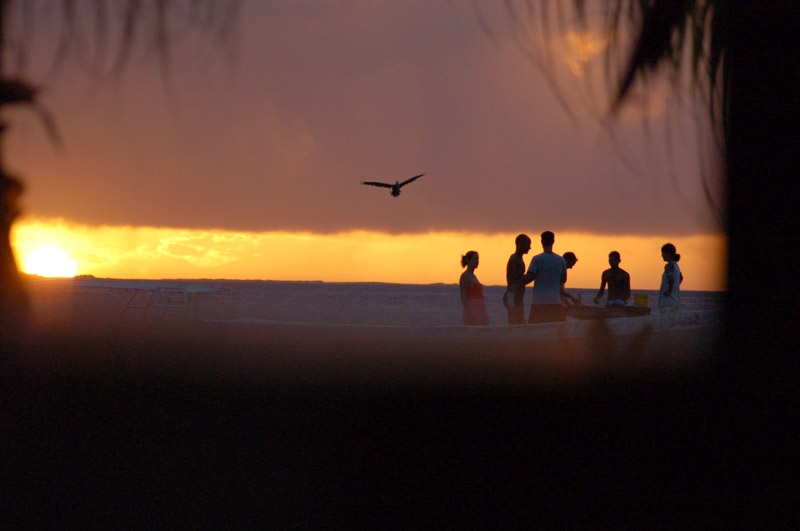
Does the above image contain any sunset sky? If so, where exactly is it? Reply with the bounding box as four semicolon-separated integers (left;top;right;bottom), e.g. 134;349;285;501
7;1;725;289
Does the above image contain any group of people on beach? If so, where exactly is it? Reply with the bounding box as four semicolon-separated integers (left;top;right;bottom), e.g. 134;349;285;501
459;231;683;326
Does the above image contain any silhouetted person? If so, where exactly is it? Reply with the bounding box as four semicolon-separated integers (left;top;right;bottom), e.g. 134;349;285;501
593;251;631;307
504;234;531;324
561;251;580;306
511;231;567;323
459;250;489;325
659;243;683;311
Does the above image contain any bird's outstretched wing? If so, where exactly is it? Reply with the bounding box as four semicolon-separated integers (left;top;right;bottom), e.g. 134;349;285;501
362;181;393;188
399;173;425;187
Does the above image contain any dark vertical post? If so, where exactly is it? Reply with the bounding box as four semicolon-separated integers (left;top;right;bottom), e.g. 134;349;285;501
0;0;31;337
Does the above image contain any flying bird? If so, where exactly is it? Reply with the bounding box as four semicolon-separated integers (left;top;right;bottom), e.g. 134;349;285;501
362;173;424;197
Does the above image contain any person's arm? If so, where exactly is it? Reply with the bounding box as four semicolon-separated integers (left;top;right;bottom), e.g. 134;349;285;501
594;272;607;304
558;261;577;305
508;269;535;292
460;273;471;309
563;292;579;305
561;283;578;305
622;272;631;302
663;263;675;297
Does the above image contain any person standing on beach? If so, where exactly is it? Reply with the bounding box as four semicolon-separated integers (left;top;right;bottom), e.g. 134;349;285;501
659;243;683;311
504;234;531;324
511;231;567;323
561;252;581;306
593;251;631;307
460;251;490;325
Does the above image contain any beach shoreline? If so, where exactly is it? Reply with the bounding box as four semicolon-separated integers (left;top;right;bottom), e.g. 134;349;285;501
22;275;723;328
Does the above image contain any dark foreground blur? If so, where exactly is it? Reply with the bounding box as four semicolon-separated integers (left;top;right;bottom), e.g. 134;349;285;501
2;321;790;526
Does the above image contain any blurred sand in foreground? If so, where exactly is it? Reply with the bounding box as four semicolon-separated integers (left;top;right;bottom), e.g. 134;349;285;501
5;281;748;527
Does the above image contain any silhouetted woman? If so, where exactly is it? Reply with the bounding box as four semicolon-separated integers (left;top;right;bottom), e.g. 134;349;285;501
460;251;490;325
659;243;684;311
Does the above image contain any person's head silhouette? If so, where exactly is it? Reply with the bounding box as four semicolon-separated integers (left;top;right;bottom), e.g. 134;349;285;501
515;234;531;255
461;251;479;270
541;231;555;251
661;243;680;262
563;252;577;269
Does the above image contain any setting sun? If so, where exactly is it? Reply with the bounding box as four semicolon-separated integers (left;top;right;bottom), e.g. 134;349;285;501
22;246;78;278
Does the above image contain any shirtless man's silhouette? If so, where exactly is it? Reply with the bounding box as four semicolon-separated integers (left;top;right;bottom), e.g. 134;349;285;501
593;251;631;306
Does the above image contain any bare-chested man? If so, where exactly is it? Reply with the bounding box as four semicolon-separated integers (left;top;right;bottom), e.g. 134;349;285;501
504;234;531;324
593;251;631;306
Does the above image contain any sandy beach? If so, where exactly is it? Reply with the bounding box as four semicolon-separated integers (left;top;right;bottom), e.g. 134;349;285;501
18;276;721;374
6;277;739;527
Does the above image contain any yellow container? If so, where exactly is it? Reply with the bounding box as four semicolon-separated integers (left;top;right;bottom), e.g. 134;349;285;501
633;293;649;307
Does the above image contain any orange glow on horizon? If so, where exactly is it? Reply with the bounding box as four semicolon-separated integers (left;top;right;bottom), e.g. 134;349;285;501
11;218;726;291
